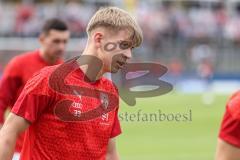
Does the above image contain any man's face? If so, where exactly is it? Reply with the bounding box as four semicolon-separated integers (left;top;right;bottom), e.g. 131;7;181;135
99;29;133;73
40;29;70;60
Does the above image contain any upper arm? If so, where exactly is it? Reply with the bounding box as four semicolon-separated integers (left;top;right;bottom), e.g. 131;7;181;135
1;56;22;91
0;113;29;138
107;138;117;154
106;138;119;160
216;138;240;160
0;57;22;123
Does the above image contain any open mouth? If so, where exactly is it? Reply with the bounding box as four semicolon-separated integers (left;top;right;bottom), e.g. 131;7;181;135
116;60;126;69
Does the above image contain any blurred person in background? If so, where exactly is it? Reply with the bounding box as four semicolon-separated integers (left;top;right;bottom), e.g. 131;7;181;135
0;18;70;160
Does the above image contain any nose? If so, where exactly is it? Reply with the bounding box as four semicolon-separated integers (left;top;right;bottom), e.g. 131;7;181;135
59;42;66;51
123;48;132;59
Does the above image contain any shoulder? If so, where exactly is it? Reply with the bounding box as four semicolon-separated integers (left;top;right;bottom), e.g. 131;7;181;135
7;51;37;67
24;65;60;94
3;51;36;76
12;50;37;61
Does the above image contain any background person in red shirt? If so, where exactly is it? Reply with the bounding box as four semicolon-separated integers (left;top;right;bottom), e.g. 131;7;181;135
216;91;240;160
0;6;143;160
0;18;70;159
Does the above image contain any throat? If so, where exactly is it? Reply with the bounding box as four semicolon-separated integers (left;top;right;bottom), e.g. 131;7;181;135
77;59;104;83
39;50;57;64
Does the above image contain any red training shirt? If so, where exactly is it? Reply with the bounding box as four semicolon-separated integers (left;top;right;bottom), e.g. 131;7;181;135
12;59;121;160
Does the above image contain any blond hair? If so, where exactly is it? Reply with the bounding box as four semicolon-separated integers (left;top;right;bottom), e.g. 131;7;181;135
86;6;143;48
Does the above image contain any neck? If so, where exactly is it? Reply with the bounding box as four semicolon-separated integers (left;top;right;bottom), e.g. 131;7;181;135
39;48;57;64
78;45;105;82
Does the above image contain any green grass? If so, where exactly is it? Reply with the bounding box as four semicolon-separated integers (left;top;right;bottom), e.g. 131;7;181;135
117;92;228;160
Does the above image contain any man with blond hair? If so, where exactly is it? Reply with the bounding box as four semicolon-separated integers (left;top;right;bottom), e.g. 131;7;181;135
0;6;143;160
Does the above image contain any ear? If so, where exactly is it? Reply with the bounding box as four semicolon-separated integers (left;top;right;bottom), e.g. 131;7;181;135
93;32;103;48
39;33;45;44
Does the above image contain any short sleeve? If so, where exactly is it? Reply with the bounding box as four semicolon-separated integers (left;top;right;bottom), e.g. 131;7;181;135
110;107;122;138
11;70;54;123
219;91;240;147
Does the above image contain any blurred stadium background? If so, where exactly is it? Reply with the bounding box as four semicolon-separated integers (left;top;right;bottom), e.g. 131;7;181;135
0;0;240;159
